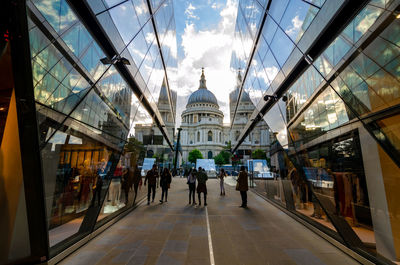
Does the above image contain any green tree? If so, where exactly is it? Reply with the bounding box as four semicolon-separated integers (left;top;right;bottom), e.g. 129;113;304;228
188;149;203;164
252;149;266;159
214;153;225;166
219;150;231;164
224;140;232;152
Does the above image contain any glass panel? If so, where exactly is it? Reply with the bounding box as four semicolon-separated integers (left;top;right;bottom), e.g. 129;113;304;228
298;133;374;243
108;1;142;44
61;22;92;59
280;0;319;43
269;0;289;23
41;121;122;247
33;0;78;35
270;28;294;67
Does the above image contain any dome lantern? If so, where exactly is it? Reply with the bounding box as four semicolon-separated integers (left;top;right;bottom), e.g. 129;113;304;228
187;68;219;107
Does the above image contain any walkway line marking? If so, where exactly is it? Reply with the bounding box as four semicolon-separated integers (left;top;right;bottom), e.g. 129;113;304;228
205;207;215;265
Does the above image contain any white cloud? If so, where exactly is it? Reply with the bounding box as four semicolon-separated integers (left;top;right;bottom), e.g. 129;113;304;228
175;0;239;126
285;15;303;38
185;3;199;20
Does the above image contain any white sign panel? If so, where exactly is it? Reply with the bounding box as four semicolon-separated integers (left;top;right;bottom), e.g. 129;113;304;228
196;159;216;171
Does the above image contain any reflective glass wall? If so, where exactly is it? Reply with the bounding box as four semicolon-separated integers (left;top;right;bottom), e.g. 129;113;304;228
20;0;177;260
231;0;400;263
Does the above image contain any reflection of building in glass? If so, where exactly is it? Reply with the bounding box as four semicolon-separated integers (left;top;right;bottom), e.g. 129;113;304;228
180;69;271;162
0;0;177;263
134;78;177;164
230;0;400;263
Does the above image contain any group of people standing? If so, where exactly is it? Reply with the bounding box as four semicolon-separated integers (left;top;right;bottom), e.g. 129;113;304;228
186;167;209;206
144;164;249;208
186;166;249;208
144;164;172;205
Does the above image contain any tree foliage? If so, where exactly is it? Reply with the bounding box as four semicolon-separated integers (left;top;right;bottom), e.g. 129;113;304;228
220;150;231;164
214;150;231;166
225;140;232;151
214;153;225;166
188;149;203;164
252;149;267;159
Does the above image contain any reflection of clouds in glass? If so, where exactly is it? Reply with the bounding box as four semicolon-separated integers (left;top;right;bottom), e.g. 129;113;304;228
248;89;261;104
162;30;178;59
257;66;279;89
34;0;77;34
108;1;141;44
355;8;382;35
263;103;288;147
285;15;302;38
135;1;147;16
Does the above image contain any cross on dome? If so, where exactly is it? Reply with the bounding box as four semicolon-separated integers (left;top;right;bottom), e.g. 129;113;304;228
199;67;207;89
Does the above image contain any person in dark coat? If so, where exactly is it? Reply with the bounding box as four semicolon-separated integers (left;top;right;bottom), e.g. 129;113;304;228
160;168;172;203
236;166;248;208
132;164;142;203
121;166;132;205
196;167;208;206
187;168;197;205
144;164;159;205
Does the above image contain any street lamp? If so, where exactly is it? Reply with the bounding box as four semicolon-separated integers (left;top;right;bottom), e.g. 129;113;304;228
173;128;182;176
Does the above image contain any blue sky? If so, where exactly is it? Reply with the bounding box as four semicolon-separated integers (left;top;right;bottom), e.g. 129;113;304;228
172;0;238;125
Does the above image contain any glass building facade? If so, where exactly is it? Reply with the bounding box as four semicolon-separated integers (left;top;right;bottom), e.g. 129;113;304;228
0;0;177;263
231;0;400;263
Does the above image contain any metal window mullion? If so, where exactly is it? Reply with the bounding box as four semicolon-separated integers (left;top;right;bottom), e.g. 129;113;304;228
145;0;176;126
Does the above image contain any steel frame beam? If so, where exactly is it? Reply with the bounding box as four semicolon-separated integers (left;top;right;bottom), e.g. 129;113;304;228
7;0;49;263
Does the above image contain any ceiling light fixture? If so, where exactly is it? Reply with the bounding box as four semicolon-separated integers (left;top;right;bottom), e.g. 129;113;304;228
100;56;131;65
263;95;288;102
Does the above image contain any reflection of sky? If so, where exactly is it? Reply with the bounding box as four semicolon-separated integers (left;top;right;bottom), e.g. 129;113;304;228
174;0;226;59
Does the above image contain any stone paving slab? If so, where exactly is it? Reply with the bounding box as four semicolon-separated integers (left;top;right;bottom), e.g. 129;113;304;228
59;178;360;265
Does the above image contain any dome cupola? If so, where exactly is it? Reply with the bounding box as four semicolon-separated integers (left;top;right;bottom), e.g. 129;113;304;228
187;68;219;107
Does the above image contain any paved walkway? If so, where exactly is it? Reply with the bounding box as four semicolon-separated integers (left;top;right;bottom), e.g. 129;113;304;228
59;178;360;265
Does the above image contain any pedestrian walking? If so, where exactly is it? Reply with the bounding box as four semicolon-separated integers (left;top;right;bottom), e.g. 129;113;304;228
236;166;248;208
196;167;208;206
160;168;172;203
187;168;197;205
121;166;132;205
132;164;142;203
218;168;227;196
144;164;159;205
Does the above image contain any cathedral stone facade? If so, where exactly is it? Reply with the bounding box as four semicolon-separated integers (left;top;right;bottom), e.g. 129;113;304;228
180;69;270;163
